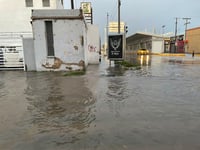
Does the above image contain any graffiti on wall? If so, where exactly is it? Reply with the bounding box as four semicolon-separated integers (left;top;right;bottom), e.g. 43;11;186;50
88;44;98;53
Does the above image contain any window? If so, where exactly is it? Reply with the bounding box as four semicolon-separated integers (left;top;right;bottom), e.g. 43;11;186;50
43;0;50;7
25;0;33;7
45;21;55;57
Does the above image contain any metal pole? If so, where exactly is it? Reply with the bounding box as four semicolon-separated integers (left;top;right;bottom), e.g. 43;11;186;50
174;17;178;53
106;13;109;55
183;18;191;40
71;0;74;9
118;0;121;34
183;18;191;53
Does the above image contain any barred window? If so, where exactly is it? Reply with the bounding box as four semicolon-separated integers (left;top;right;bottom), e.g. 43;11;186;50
25;0;33;7
43;0;50;7
45;21;55;57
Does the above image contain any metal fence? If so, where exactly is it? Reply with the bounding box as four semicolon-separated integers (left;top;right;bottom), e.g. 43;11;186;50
0;46;24;70
0;32;32;70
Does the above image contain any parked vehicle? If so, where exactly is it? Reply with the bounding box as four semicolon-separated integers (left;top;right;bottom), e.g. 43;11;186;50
137;48;150;55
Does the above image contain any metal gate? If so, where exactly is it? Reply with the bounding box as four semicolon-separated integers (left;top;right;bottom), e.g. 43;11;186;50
0;33;26;70
0;46;24;70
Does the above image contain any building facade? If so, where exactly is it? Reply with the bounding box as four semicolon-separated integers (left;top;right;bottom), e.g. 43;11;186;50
24;9;100;71
0;0;63;33
0;0;64;69
169;35;184;53
126;32;164;54
186;27;200;54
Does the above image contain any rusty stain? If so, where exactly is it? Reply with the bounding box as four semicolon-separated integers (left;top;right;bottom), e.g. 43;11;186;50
74;45;78;50
52;57;63;69
42;57;85;70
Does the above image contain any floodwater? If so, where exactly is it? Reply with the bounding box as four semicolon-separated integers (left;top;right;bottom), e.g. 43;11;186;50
1;55;200;150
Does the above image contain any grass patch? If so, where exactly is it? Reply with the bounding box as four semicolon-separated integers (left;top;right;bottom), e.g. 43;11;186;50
116;61;140;68
63;70;85;76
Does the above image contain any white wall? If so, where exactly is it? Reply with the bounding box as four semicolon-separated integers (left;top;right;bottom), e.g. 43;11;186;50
0;0;63;33
87;25;100;64
32;10;87;71
23;38;36;71
152;41;163;54
53;19;86;69
32;20;48;71
152;36;164;54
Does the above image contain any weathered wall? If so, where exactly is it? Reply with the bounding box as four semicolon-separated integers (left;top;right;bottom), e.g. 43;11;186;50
187;27;200;54
23;38;36;71
32;14;87;71
87;25;100;64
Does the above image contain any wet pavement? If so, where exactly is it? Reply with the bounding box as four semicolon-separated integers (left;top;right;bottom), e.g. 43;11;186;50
1;55;200;150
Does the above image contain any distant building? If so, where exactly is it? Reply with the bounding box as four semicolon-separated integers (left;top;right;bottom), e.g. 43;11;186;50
126;32;164;54
169;35;184;53
0;0;64;69
186;27;200;54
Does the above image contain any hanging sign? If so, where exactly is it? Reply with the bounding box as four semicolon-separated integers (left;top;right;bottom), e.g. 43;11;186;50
81;2;91;14
108;34;124;60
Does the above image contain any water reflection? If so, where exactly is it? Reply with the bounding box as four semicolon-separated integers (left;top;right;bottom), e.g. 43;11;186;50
138;55;151;66
106;77;129;117
23;72;96;147
126;53;152;67
105;65;125;76
0;76;6;98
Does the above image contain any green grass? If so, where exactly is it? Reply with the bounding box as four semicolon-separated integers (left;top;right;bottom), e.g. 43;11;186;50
116;61;140;68
63;70;85;76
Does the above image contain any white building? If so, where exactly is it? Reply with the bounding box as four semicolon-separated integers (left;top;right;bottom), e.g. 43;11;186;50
126;32;164;54
0;0;64;69
87;24;100;65
0;0;63;33
25;9;100;71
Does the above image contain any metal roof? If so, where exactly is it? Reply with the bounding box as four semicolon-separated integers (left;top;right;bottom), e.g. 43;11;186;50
126;32;163;42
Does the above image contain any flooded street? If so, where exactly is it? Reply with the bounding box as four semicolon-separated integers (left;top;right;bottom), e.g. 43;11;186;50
1;55;200;150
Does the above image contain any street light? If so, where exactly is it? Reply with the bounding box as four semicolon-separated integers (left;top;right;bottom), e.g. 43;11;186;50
162;25;165;35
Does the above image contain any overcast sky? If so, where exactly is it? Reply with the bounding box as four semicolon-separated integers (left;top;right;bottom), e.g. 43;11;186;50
64;0;200;41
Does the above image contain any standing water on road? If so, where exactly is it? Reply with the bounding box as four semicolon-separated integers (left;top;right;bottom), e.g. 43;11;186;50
1;55;200;150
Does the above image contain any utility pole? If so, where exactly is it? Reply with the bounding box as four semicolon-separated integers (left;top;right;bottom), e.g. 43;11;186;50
183;18;191;40
107;13;109;38
174;17;179;53
118;0;121;34
183;18;191;53
106;13;109;56
71;0;74;9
